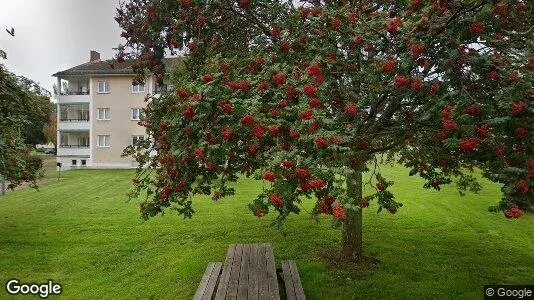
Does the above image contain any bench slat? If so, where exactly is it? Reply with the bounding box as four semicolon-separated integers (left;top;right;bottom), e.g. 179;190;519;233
215;244;237;300
248;244;259;300
265;244;280;300
225;244;244;299
282;260;305;300
204;262;222;300
237;244;251;299
288;261;305;300
281;261;295;300
194;262;222;300
258;244;269;300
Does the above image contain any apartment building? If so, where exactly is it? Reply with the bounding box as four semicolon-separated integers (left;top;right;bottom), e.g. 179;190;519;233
53;51;176;169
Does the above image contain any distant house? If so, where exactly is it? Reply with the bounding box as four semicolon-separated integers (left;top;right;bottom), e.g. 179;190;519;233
53;51;177;169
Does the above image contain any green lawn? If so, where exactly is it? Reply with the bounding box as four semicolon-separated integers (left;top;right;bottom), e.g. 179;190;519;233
0;165;532;299
40;154;58;178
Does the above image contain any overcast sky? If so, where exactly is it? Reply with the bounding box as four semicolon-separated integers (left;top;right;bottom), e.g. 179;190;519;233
0;0;124;97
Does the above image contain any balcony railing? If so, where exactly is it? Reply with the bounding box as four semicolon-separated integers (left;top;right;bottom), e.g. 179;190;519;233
59;145;89;148
60;91;90;95
59;118;90;122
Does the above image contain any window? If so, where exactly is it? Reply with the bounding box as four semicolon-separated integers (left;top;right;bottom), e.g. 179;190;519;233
97;135;110;147
60;133;68;146
81;160;87;166
97;108;110;120
131;108;144;120
132;135;145;145
155;84;175;93
132;82;145;93
78;109;89;121
71;159;77;166
78;136;89;147
97;81;110;93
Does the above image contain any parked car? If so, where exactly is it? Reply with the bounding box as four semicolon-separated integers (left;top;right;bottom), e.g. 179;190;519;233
44;148;56;155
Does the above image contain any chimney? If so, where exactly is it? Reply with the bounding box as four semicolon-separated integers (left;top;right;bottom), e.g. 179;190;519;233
90;50;100;62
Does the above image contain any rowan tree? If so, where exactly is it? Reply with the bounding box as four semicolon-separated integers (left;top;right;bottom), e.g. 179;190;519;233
117;0;533;260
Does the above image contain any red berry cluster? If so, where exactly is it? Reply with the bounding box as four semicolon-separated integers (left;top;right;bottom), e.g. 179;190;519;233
251;125;266;139
307;179;325;190
516;180;529;194
458;137;479;151
394;75;408;88
344;103;358;116
263;170;276;182
411;79;422;92
295;167;310;179
443;119;458;131
303;84;317;97
464;105;481;117
240;114;255;126
299;109;313;120
221;127;233;140
511;102;525;116
219;101;233;114
515;127;527;139
331;18;342;29
314;136;328;148
272;73;286;85
505;207;521;219
183;105;196;120
387;17;403;34
380;59;396;73
470;21;484;34
268;193;283;208
332;204;347;220
376;182;385;191
475;124;490;138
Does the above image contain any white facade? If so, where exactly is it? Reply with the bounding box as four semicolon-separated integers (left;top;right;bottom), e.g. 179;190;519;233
54;54;176;169
56;79;92;169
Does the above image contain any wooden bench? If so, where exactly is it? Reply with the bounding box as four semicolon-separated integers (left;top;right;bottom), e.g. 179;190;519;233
194;244;305;300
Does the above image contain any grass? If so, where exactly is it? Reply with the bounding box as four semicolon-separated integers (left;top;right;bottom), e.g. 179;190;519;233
0;165;532;299
38;154;59;180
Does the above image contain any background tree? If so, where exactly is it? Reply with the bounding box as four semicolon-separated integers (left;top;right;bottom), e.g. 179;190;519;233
14;75;54;146
117;0;532;261
1;32;46;190
0;64;45;189
43;113;58;149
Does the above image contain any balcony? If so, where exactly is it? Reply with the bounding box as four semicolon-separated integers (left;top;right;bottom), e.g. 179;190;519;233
151;82;175;99
58;93;90;104
57;145;90;157
58;104;90;130
58;121;90;131
58;131;90;157
60;90;90;95
154;83;175;93
57;77;90;103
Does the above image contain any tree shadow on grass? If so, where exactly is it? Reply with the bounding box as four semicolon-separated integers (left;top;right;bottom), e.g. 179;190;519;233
316;248;380;271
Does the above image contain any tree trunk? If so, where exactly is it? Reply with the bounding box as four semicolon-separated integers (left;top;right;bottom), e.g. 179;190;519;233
341;168;363;260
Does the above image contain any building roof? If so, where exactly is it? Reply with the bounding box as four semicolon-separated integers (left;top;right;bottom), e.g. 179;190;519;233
53;57;179;77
